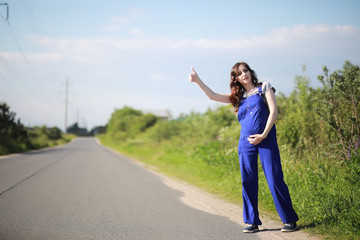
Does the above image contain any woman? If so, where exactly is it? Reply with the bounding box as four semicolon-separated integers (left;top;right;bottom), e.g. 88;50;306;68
188;62;299;233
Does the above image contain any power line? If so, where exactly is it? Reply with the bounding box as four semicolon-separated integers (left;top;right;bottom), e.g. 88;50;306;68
1;1;72;129
0;55;48;117
2;1;59;103
21;0;60;89
0;56;46;120
4;20;53;103
0;72;28;102
22;0;40;36
1;1;68;129
0;55;36;95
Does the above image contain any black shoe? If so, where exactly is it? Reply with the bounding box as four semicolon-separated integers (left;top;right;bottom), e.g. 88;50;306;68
281;222;297;232
243;224;259;233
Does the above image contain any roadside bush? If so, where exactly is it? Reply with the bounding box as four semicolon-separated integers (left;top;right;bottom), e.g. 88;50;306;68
47;127;62;140
107;106;159;141
146;119;182;142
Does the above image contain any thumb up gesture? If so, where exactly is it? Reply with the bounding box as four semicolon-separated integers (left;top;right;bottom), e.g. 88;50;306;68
188;67;200;83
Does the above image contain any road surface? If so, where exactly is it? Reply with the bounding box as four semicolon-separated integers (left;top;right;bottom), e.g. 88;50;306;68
0;138;260;240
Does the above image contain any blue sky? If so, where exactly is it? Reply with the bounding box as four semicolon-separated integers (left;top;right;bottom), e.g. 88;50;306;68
1;0;360;131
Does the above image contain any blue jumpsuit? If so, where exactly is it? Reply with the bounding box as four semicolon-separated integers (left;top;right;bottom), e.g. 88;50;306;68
237;86;298;225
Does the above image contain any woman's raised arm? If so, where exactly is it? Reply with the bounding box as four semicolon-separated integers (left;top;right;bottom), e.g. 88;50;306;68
188;67;231;103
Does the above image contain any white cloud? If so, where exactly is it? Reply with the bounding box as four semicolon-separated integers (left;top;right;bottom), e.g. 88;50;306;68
103;8;147;32
25;24;360;60
129;28;147;38
0;52;63;62
148;73;168;84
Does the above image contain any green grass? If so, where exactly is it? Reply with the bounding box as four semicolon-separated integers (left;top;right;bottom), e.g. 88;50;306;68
29;133;75;149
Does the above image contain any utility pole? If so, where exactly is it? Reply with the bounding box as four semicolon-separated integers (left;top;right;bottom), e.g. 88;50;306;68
65;77;69;134
0;2;9;21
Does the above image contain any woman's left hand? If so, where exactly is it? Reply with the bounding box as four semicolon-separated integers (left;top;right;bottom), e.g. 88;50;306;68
248;134;265;145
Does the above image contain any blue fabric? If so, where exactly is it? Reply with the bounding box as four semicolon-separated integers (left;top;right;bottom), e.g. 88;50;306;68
237;86;298;225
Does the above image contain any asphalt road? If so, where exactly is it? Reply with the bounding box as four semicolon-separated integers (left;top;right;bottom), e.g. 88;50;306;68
0;138;259;240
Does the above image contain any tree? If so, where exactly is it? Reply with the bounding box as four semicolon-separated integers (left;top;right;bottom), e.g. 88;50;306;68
67;122;89;136
0;102;28;140
276;66;327;156
90;125;107;136
0;102;29;153
311;61;360;160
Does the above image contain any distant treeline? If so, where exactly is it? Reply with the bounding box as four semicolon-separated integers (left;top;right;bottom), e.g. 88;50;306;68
66;122;106;136
99;61;360;239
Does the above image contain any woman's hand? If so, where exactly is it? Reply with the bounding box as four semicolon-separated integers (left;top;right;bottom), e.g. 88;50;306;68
248;134;265;145
189;67;200;83
188;67;231;103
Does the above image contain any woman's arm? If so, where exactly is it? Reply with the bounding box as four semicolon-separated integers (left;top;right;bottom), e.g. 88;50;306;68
247;89;278;145
189;67;231;103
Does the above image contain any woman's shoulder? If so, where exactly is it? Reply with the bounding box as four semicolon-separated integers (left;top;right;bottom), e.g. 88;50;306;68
259;81;276;94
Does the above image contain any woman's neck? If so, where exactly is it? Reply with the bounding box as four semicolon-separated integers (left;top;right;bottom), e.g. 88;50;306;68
243;83;256;93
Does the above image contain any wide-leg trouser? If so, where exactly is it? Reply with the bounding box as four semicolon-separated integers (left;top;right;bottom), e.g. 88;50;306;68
238;134;299;225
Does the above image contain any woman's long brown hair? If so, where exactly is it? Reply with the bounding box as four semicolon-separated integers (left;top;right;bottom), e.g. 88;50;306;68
229;62;259;112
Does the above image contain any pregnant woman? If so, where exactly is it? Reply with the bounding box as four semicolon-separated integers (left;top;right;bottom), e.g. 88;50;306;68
188;62;299;233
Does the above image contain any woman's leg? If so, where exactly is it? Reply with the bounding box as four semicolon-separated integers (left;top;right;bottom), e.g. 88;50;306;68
258;135;299;224
239;140;262;225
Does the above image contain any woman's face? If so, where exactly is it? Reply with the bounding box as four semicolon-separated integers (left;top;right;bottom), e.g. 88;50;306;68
237;64;252;85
